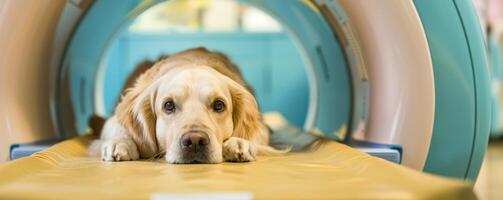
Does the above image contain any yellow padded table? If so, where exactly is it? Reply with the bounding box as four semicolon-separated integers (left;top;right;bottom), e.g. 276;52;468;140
0;135;476;200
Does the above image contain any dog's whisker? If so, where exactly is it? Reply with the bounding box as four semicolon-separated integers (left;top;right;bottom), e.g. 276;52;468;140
146;150;166;162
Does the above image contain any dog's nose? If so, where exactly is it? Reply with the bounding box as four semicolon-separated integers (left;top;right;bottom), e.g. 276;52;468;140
180;132;209;152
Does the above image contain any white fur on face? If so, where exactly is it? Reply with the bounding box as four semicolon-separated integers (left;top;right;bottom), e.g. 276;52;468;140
154;66;234;163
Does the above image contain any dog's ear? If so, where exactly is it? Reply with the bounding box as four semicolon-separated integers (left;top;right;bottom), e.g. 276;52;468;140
228;79;262;141
116;83;158;158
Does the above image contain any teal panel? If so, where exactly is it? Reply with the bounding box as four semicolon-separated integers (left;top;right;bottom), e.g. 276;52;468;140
102;32;309;127
268;36;311;126
66;0;350;138
456;0;491;181
102;36;126;116
414;0;490;181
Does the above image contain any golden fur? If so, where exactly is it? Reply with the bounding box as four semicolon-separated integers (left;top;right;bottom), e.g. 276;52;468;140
92;47;283;163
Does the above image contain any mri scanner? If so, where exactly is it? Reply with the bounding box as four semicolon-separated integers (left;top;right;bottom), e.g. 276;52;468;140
0;0;493;198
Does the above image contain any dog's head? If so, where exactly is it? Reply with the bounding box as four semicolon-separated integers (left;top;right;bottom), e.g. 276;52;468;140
116;62;262;164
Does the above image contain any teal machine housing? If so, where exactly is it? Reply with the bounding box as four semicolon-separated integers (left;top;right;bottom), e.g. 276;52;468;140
60;0;352;140
413;0;491;181
53;0;490;181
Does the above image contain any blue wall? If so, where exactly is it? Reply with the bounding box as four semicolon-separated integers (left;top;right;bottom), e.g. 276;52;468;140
102;31;309;126
489;34;502;137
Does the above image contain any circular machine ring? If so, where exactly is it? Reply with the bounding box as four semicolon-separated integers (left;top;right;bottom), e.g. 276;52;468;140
63;0;434;171
0;0;69;161
317;0;491;181
58;0;488;181
314;0;436;171
62;0;353;139
414;0;491;181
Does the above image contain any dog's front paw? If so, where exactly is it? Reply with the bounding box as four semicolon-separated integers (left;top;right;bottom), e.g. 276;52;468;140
223;137;256;162
101;140;139;162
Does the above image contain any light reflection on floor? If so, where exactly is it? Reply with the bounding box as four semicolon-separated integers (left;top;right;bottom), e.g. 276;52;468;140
474;140;503;200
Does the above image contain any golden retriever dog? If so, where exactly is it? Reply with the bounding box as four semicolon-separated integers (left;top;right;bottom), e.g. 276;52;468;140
92;48;285;163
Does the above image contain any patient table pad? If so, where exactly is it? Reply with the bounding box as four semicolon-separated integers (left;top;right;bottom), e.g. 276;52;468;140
0;136;475;199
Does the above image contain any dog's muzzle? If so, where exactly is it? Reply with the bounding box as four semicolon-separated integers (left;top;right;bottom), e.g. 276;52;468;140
179;131;210;163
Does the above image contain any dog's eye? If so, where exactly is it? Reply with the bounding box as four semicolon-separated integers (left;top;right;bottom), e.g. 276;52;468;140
212;99;226;113
163;100;176;114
